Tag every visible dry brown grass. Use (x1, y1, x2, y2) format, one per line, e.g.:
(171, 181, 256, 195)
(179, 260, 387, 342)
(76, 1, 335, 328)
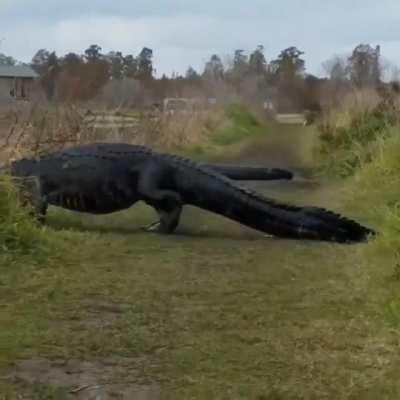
(0, 104, 229, 163)
(141, 109, 227, 151)
(0, 104, 92, 162)
(319, 89, 382, 132)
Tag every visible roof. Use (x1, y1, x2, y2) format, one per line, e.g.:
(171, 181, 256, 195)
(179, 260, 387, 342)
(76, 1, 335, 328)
(0, 65, 38, 78)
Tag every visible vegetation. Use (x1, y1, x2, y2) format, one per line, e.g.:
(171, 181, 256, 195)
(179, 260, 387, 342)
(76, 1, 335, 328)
(3, 79, 400, 398)
(3, 126, 400, 398)
(1, 8, 400, 398)
(347, 126, 400, 252)
(0, 102, 267, 164)
(211, 103, 265, 146)
(0, 175, 49, 257)
(314, 87, 400, 177)
(1, 41, 389, 115)
(314, 86, 400, 334)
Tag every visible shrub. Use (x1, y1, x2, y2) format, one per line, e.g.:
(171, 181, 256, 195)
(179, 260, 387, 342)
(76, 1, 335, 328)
(0, 174, 49, 255)
(212, 103, 264, 146)
(314, 88, 400, 177)
(347, 126, 400, 257)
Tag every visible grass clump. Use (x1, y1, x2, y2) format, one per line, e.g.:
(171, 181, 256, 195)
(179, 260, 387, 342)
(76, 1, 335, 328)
(314, 88, 400, 326)
(315, 88, 400, 177)
(343, 125, 400, 327)
(212, 103, 264, 146)
(0, 174, 51, 258)
(347, 126, 400, 253)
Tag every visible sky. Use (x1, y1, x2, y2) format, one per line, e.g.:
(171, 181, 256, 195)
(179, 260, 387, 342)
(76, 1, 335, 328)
(1, 0, 400, 78)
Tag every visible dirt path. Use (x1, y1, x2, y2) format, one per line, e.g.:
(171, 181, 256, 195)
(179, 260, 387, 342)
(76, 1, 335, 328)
(1, 128, 399, 399)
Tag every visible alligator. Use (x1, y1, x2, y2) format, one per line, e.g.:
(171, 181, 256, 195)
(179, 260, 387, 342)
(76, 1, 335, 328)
(4, 142, 374, 243)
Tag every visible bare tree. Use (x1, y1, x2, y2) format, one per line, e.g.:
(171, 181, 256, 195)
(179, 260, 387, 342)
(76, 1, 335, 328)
(348, 44, 381, 88)
(322, 55, 349, 83)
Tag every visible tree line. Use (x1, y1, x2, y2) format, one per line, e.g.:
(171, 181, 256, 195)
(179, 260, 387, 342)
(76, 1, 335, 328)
(0, 43, 388, 111)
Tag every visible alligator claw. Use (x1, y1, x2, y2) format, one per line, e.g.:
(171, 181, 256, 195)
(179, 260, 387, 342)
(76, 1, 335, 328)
(142, 221, 162, 232)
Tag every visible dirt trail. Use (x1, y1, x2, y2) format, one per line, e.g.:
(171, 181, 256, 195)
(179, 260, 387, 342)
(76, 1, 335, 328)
(1, 126, 397, 399)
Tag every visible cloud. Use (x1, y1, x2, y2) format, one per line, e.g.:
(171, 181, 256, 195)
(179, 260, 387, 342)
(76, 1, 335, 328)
(1, 0, 400, 76)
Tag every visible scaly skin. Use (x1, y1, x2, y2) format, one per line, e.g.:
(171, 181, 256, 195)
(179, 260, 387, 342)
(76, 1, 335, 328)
(6, 143, 375, 242)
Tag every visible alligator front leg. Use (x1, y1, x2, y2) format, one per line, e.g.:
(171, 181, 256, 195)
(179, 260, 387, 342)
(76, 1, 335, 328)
(138, 164, 183, 234)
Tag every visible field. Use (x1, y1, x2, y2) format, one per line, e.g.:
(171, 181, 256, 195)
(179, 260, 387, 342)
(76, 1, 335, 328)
(1, 109, 399, 399)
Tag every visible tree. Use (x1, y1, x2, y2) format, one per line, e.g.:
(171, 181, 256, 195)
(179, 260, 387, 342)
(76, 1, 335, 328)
(249, 45, 267, 76)
(41, 51, 60, 100)
(270, 46, 305, 78)
(321, 55, 351, 107)
(348, 44, 381, 88)
(84, 44, 103, 63)
(61, 52, 82, 68)
(203, 54, 224, 80)
(31, 49, 51, 75)
(185, 66, 200, 81)
(270, 47, 306, 112)
(136, 47, 153, 83)
(0, 53, 17, 66)
(233, 50, 248, 73)
(107, 51, 124, 80)
(123, 54, 138, 78)
(57, 53, 83, 101)
(322, 55, 349, 83)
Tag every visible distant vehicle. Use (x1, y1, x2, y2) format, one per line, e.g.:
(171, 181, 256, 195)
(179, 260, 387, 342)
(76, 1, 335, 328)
(163, 97, 217, 114)
(163, 98, 192, 114)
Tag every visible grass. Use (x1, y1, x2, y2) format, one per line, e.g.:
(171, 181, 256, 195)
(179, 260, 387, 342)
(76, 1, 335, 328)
(211, 103, 265, 146)
(341, 125, 400, 330)
(1, 113, 400, 398)
(313, 88, 399, 178)
(2, 189, 398, 399)
(0, 175, 52, 258)
(313, 88, 400, 381)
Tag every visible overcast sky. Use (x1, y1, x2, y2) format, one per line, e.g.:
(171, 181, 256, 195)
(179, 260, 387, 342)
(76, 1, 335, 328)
(1, 0, 400, 78)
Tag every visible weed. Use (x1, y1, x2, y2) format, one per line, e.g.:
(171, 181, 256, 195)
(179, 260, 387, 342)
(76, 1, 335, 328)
(314, 88, 400, 177)
(0, 175, 47, 255)
(212, 103, 264, 146)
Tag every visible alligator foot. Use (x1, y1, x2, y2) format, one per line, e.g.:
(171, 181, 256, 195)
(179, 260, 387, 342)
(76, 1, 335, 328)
(141, 205, 182, 234)
(142, 220, 162, 233)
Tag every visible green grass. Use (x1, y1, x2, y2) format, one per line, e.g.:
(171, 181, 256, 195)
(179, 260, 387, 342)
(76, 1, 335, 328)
(316, 114, 389, 178)
(313, 90, 400, 369)
(340, 125, 400, 330)
(211, 103, 265, 146)
(0, 175, 61, 262)
(1, 125, 400, 398)
(314, 90, 398, 178)
(161, 103, 269, 162)
(2, 197, 397, 399)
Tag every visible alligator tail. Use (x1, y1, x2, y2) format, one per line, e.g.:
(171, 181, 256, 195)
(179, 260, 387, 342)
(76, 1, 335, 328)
(199, 163, 293, 181)
(177, 164, 375, 243)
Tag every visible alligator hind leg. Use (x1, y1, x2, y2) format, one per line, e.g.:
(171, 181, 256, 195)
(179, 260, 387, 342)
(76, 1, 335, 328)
(138, 163, 183, 234)
(144, 204, 182, 234)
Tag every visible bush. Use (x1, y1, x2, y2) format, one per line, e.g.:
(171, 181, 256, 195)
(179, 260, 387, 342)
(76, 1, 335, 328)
(225, 103, 261, 128)
(347, 127, 400, 256)
(315, 88, 400, 177)
(212, 103, 264, 146)
(0, 174, 49, 256)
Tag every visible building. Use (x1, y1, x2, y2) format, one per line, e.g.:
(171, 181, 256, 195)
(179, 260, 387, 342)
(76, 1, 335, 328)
(0, 65, 38, 103)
